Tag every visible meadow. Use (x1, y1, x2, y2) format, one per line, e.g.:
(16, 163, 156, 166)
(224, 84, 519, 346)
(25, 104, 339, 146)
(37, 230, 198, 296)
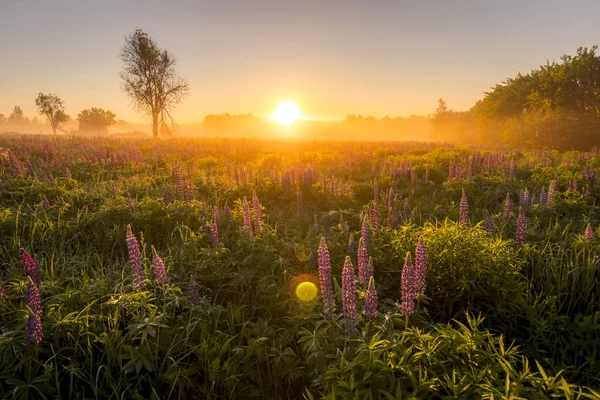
(0, 135, 599, 399)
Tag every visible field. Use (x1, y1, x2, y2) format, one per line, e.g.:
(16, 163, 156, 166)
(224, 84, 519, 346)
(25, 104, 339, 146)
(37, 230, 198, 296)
(1, 135, 600, 399)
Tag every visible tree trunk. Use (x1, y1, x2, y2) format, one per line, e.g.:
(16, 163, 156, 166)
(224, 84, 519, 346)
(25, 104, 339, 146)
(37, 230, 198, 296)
(152, 112, 159, 138)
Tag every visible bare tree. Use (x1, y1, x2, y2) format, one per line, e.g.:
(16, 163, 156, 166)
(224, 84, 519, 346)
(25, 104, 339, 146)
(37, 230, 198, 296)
(35, 93, 68, 135)
(120, 29, 189, 138)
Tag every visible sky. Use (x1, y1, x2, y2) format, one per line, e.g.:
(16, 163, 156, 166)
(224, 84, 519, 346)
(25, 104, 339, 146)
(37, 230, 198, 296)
(1, 0, 599, 124)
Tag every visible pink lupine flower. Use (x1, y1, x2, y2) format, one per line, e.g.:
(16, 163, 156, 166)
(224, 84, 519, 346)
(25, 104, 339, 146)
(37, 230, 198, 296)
(369, 202, 381, 229)
(403, 199, 410, 221)
(400, 253, 416, 317)
(585, 224, 594, 243)
(252, 191, 263, 232)
(361, 215, 370, 244)
(373, 179, 379, 202)
(126, 224, 145, 291)
(459, 188, 469, 225)
(20, 249, 40, 287)
(209, 220, 219, 247)
(357, 237, 369, 285)
(515, 208, 527, 248)
(342, 256, 357, 333)
(151, 246, 168, 285)
(241, 198, 254, 239)
(386, 207, 395, 230)
(503, 193, 512, 221)
(317, 237, 335, 320)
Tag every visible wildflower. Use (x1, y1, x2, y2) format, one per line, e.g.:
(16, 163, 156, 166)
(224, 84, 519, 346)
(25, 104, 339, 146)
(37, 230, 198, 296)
(252, 191, 262, 232)
(317, 237, 335, 320)
(547, 180, 557, 205)
(585, 224, 594, 243)
(296, 187, 304, 216)
(241, 198, 253, 239)
(189, 277, 200, 305)
(357, 237, 369, 285)
(373, 179, 379, 202)
(387, 187, 395, 208)
(209, 220, 219, 247)
(539, 187, 547, 205)
(515, 208, 527, 248)
(369, 202, 381, 229)
(126, 224, 145, 291)
(459, 188, 469, 225)
(503, 193, 512, 221)
(400, 253, 416, 317)
(364, 276, 378, 319)
(361, 215, 370, 244)
(213, 205, 220, 226)
(414, 238, 427, 297)
(25, 279, 42, 316)
(26, 313, 43, 344)
(151, 246, 168, 285)
(0, 279, 6, 299)
(386, 207, 395, 230)
(484, 212, 494, 236)
(403, 199, 410, 221)
(342, 256, 357, 333)
(348, 233, 355, 253)
(20, 248, 40, 287)
(42, 196, 50, 210)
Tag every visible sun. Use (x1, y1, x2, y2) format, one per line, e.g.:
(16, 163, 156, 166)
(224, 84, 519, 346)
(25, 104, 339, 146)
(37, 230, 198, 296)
(271, 101, 304, 126)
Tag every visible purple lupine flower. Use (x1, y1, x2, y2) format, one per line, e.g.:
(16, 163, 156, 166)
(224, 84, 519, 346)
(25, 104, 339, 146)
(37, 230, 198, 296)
(26, 313, 43, 344)
(410, 167, 416, 186)
(348, 234, 355, 253)
(361, 215, 370, 244)
(467, 163, 473, 181)
(484, 212, 494, 236)
(386, 207, 395, 230)
(25, 279, 42, 317)
(584, 185, 591, 198)
(572, 177, 578, 192)
(403, 199, 411, 221)
(213, 205, 221, 226)
(585, 224, 594, 243)
(357, 237, 369, 285)
(373, 179, 379, 203)
(126, 224, 145, 291)
(151, 246, 168, 285)
(515, 208, 527, 248)
(414, 238, 427, 298)
(42, 196, 50, 210)
(459, 188, 469, 225)
(0, 279, 6, 299)
(369, 202, 381, 229)
(503, 193, 512, 221)
(241, 198, 254, 239)
(296, 187, 304, 216)
(364, 276, 378, 319)
(209, 220, 219, 247)
(252, 191, 262, 232)
(189, 277, 200, 305)
(547, 180, 557, 205)
(341, 256, 357, 333)
(387, 187, 395, 208)
(20, 249, 40, 287)
(317, 237, 335, 320)
(400, 253, 416, 317)
(539, 187, 547, 205)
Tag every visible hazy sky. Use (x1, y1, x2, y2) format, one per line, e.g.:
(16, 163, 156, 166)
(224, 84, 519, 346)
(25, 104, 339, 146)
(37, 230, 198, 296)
(1, 0, 599, 123)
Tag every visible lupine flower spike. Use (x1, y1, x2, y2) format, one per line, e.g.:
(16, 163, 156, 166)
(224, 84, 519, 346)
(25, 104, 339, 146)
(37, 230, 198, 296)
(459, 188, 469, 225)
(515, 208, 527, 248)
(357, 237, 369, 285)
(0, 279, 6, 299)
(189, 277, 200, 305)
(341, 256, 357, 333)
(317, 237, 335, 320)
(414, 238, 427, 298)
(400, 253, 416, 317)
(25, 278, 43, 344)
(364, 276, 378, 319)
(503, 193, 512, 221)
(585, 224, 594, 243)
(126, 224, 145, 291)
(20, 248, 40, 287)
(151, 246, 168, 285)
(484, 212, 494, 236)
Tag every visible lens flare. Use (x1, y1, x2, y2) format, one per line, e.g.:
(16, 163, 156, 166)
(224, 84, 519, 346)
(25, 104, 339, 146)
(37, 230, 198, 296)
(289, 273, 319, 303)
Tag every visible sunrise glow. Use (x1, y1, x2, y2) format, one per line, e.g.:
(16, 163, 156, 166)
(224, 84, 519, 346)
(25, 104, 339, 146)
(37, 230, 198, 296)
(271, 101, 304, 126)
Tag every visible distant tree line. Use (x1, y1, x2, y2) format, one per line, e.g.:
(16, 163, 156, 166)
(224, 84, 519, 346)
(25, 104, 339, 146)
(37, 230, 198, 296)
(431, 46, 600, 150)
